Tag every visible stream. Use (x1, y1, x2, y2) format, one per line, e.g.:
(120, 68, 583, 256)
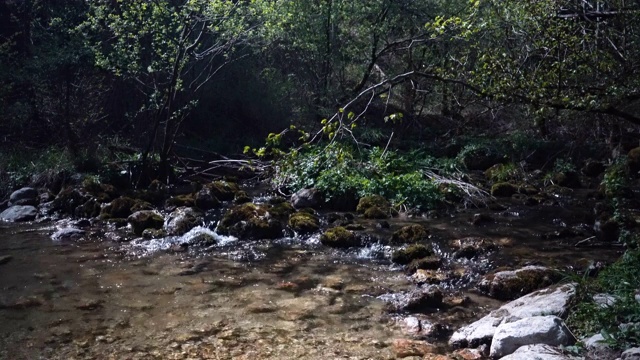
(0, 190, 625, 359)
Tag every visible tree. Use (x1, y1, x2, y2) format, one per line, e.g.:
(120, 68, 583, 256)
(82, 0, 262, 183)
(429, 0, 640, 128)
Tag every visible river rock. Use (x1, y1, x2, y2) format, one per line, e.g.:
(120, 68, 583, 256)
(491, 182, 518, 197)
(291, 187, 323, 209)
(449, 283, 576, 348)
(51, 227, 86, 241)
(499, 344, 580, 360)
(391, 224, 429, 244)
(9, 187, 38, 206)
(320, 226, 360, 248)
(288, 211, 320, 234)
(622, 347, 640, 359)
(383, 286, 444, 312)
(478, 265, 562, 300)
(194, 188, 221, 210)
(0, 205, 37, 222)
(356, 195, 392, 219)
(216, 203, 284, 239)
(127, 210, 164, 236)
(450, 237, 498, 259)
(392, 244, 433, 265)
(165, 207, 203, 236)
(489, 315, 574, 358)
(391, 338, 437, 358)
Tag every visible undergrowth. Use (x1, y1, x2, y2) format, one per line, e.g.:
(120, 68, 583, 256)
(272, 143, 464, 211)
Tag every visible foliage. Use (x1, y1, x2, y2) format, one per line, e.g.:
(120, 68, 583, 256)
(429, 0, 640, 125)
(0, 147, 76, 196)
(568, 249, 640, 349)
(602, 158, 629, 199)
(273, 143, 454, 210)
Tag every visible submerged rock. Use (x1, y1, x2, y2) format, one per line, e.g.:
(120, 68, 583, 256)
(449, 283, 576, 348)
(450, 237, 498, 259)
(391, 339, 437, 358)
(489, 315, 574, 358)
(0, 205, 37, 222)
(51, 227, 86, 241)
(478, 265, 562, 300)
(384, 286, 444, 313)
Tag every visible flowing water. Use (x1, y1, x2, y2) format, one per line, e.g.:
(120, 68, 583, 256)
(0, 193, 625, 359)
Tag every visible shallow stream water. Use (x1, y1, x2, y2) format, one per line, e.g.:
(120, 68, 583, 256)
(0, 193, 625, 359)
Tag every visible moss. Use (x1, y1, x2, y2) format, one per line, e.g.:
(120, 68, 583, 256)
(127, 210, 164, 236)
(356, 195, 390, 214)
(217, 203, 283, 239)
(52, 187, 90, 215)
(204, 180, 239, 201)
(391, 224, 429, 244)
(194, 189, 221, 210)
(480, 267, 563, 300)
(142, 228, 166, 239)
(131, 199, 154, 212)
(75, 198, 101, 218)
(234, 191, 251, 204)
(363, 206, 389, 219)
(83, 180, 119, 203)
(490, 182, 518, 197)
(320, 226, 360, 248)
(406, 256, 442, 274)
(165, 194, 195, 209)
(391, 244, 433, 265)
(100, 196, 136, 219)
(269, 201, 295, 219)
(288, 211, 320, 234)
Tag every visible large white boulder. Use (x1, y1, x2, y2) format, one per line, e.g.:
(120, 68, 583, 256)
(489, 316, 574, 358)
(449, 283, 575, 348)
(498, 344, 581, 360)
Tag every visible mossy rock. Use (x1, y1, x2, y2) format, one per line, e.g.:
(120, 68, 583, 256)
(269, 201, 295, 219)
(234, 191, 251, 204)
(406, 256, 442, 274)
(75, 198, 101, 218)
(83, 181, 119, 203)
(142, 228, 166, 240)
(356, 195, 390, 214)
(391, 224, 429, 245)
(478, 266, 562, 300)
(100, 196, 137, 219)
(490, 182, 518, 197)
(127, 210, 164, 236)
(194, 188, 221, 210)
(131, 199, 154, 212)
(628, 147, 640, 175)
(217, 203, 283, 239)
(136, 180, 167, 205)
(320, 226, 360, 248)
(391, 244, 433, 265)
(552, 171, 581, 188)
(288, 211, 320, 234)
(165, 194, 195, 210)
(165, 207, 203, 236)
(52, 187, 91, 215)
(204, 181, 240, 201)
(364, 206, 389, 219)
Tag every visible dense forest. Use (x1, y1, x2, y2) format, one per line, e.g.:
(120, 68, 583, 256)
(1, 0, 640, 358)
